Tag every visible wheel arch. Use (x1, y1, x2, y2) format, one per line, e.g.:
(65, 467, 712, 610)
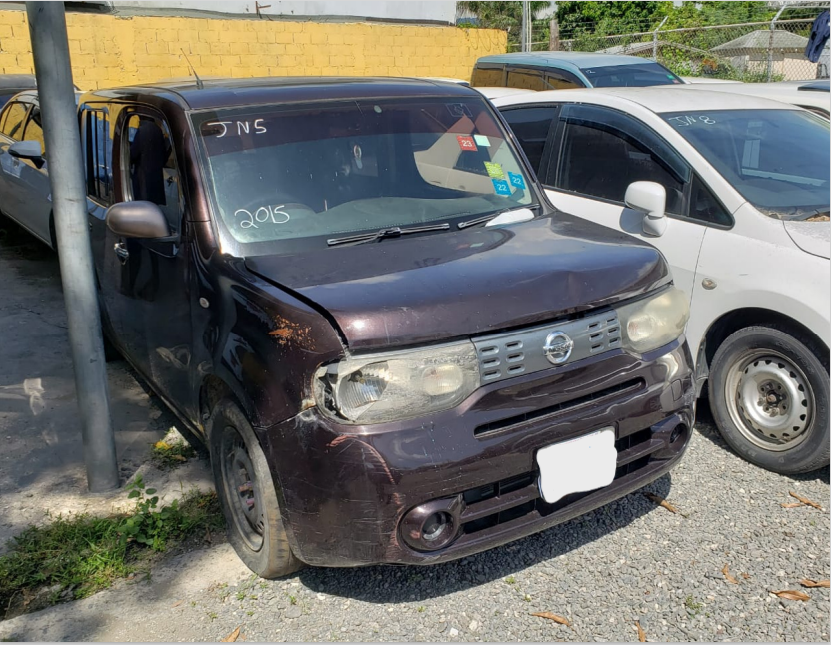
(198, 373, 258, 435)
(698, 308, 830, 390)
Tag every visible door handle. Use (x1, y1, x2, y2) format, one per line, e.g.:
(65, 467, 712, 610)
(113, 242, 129, 262)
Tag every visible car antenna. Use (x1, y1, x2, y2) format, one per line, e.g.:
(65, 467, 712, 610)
(180, 49, 204, 90)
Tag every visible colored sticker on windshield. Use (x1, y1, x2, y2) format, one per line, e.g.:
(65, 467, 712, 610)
(484, 162, 505, 179)
(492, 179, 511, 195)
(508, 172, 526, 189)
(457, 135, 478, 151)
(473, 134, 491, 147)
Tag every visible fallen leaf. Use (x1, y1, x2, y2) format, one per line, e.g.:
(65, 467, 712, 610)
(205, 526, 212, 544)
(643, 492, 687, 516)
(781, 502, 804, 508)
(221, 626, 241, 642)
(636, 620, 646, 642)
(171, 599, 183, 607)
(800, 579, 830, 588)
(741, 573, 751, 580)
(531, 612, 571, 626)
(171, 454, 187, 462)
(772, 589, 810, 601)
(789, 491, 822, 510)
(721, 564, 739, 585)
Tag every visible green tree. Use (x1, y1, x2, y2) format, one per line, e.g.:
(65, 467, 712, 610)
(458, 1, 553, 50)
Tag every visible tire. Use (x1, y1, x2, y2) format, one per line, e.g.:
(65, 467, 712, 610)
(208, 398, 303, 578)
(709, 325, 829, 475)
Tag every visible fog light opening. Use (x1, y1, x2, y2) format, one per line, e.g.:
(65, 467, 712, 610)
(670, 423, 686, 444)
(422, 511, 451, 543)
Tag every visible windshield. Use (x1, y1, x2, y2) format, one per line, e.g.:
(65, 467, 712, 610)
(582, 62, 683, 87)
(192, 96, 536, 255)
(662, 109, 830, 220)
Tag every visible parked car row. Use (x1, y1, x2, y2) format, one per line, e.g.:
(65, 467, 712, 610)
(0, 61, 827, 579)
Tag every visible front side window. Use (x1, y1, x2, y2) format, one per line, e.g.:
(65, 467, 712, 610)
(554, 105, 688, 214)
(501, 106, 558, 173)
(23, 106, 45, 154)
(123, 113, 182, 234)
(0, 102, 28, 140)
(663, 109, 830, 220)
(583, 62, 683, 88)
(192, 97, 537, 255)
(84, 108, 113, 204)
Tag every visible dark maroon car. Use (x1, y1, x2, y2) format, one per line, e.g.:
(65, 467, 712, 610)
(79, 77, 695, 577)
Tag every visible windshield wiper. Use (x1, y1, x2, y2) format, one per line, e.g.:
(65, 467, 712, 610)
(327, 223, 450, 247)
(457, 204, 541, 230)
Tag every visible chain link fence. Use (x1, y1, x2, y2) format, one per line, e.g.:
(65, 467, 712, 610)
(510, 16, 829, 83)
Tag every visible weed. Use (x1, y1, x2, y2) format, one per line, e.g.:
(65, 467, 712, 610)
(0, 479, 224, 618)
(151, 438, 197, 468)
(289, 595, 297, 605)
(417, 606, 425, 613)
(236, 591, 246, 601)
(523, 593, 531, 602)
(247, 611, 255, 616)
(504, 576, 517, 585)
(208, 612, 218, 620)
(685, 595, 703, 616)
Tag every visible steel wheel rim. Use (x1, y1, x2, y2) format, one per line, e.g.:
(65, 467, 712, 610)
(724, 349, 814, 451)
(220, 426, 266, 551)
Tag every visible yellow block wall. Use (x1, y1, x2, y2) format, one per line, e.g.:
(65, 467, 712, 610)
(0, 10, 506, 90)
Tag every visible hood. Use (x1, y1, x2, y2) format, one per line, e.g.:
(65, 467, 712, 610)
(784, 221, 831, 259)
(245, 215, 670, 350)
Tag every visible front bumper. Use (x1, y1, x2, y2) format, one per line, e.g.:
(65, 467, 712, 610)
(257, 338, 695, 567)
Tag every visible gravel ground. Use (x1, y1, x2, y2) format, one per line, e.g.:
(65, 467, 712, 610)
(2, 406, 827, 642)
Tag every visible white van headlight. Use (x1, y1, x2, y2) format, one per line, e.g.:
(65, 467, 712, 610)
(617, 287, 689, 354)
(314, 342, 480, 424)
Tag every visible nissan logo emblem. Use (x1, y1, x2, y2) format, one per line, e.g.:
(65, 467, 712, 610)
(543, 331, 574, 365)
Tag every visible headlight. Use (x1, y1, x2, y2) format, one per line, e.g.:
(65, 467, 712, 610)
(314, 342, 480, 424)
(617, 287, 689, 354)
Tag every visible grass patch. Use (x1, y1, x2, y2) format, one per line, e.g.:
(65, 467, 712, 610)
(151, 438, 197, 468)
(0, 475, 223, 618)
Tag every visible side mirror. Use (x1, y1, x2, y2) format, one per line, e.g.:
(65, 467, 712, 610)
(8, 140, 43, 161)
(625, 181, 667, 237)
(105, 201, 170, 239)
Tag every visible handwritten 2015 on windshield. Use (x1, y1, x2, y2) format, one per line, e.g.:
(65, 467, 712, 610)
(666, 115, 717, 127)
(235, 205, 290, 229)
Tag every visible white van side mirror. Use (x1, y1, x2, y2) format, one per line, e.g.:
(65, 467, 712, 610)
(625, 181, 666, 237)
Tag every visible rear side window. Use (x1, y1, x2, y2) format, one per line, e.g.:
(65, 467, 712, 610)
(506, 69, 547, 92)
(501, 106, 558, 173)
(0, 102, 28, 140)
(545, 71, 583, 90)
(471, 65, 504, 87)
(84, 108, 113, 204)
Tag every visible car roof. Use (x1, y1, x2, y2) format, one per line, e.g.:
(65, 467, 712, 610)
(82, 76, 480, 111)
(798, 79, 830, 92)
(4, 89, 82, 104)
(0, 74, 37, 90)
(493, 86, 803, 113)
(475, 52, 659, 70)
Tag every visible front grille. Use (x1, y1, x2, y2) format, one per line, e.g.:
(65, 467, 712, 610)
(473, 309, 622, 386)
(473, 378, 644, 437)
(460, 426, 658, 536)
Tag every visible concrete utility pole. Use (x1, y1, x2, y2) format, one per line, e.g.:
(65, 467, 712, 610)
(549, 18, 560, 51)
(26, 1, 119, 492)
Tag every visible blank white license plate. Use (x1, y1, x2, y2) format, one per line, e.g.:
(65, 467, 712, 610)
(536, 428, 617, 505)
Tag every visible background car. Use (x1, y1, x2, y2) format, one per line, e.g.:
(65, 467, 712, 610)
(0, 89, 81, 249)
(471, 52, 686, 92)
(681, 78, 830, 118)
(0, 74, 37, 109)
(492, 87, 830, 475)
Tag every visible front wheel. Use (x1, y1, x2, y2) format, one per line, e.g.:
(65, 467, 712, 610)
(208, 398, 303, 578)
(709, 325, 829, 475)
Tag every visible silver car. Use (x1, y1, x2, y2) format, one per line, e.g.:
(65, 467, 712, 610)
(0, 89, 81, 249)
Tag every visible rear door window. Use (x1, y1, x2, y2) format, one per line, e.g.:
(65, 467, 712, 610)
(0, 102, 28, 140)
(506, 68, 547, 91)
(471, 65, 504, 87)
(501, 106, 558, 173)
(84, 108, 113, 204)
